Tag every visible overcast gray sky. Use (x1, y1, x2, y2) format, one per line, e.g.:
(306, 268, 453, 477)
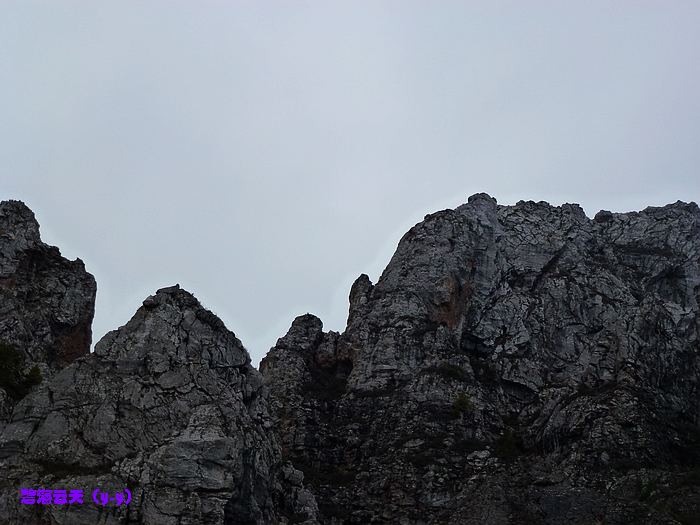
(2, 1, 699, 365)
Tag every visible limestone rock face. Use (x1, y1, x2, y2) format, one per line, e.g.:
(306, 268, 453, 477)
(0, 200, 96, 418)
(2, 194, 700, 524)
(261, 195, 700, 524)
(0, 284, 318, 524)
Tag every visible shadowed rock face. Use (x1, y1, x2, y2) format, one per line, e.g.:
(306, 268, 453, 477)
(0, 201, 96, 368)
(0, 201, 96, 419)
(0, 284, 318, 524)
(261, 194, 700, 524)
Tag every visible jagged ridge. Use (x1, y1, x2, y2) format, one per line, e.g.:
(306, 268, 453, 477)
(261, 193, 700, 524)
(0, 203, 318, 525)
(1, 194, 699, 524)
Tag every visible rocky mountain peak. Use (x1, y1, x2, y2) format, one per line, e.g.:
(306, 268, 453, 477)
(0, 282, 319, 524)
(262, 194, 700, 523)
(467, 191, 498, 205)
(1, 195, 699, 524)
(94, 283, 250, 369)
(0, 203, 318, 524)
(0, 200, 95, 423)
(348, 274, 372, 325)
(0, 200, 41, 254)
(279, 314, 325, 351)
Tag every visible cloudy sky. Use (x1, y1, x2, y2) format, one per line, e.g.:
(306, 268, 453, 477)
(2, 1, 699, 365)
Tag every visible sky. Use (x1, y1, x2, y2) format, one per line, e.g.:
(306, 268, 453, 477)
(1, 1, 699, 366)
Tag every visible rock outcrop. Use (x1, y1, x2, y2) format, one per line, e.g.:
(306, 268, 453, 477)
(0, 200, 96, 420)
(0, 284, 318, 524)
(2, 194, 699, 524)
(0, 200, 317, 524)
(261, 194, 700, 524)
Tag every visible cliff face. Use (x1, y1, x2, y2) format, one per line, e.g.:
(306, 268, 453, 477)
(1, 195, 699, 524)
(261, 194, 700, 524)
(0, 202, 317, 524)
(0, 201, 96, 419)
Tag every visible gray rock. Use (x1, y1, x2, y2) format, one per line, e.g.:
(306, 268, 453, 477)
(0, 284, 318, 524)
(3, 194, 700, 524)
(0, 200, 96, 419)
(262, 194, 700, 524)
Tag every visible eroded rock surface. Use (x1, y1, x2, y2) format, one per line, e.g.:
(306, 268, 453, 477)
(261, 194, 700, 524)
(0, 200, 96, 419)
(2, 195, 699, 524)
(0, 285, 318, 524)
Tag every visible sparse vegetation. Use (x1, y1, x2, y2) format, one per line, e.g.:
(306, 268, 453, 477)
(493, 429, 521, 462)
(638, 478, 658, 502)
(24, 365, 42, 387)
(0, 341, 42, 400)
(451, 392, 473, 418)
(423, 362, 469, 382)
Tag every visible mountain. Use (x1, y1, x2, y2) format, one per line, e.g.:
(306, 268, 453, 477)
(261, 194, 700, 524)
(1, 194, 699, 524)
(0, 203, 317, 524)
(0, 201, 95, 421)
